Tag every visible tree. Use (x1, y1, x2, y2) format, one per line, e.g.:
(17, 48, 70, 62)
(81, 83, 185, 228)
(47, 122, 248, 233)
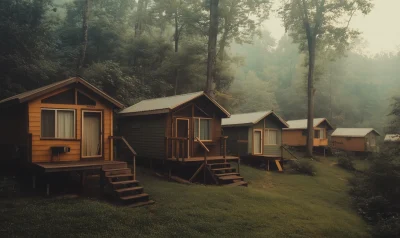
(205, 0, 219, 98)
(76, 0, 90, 74)
(279, 0, 373, 157)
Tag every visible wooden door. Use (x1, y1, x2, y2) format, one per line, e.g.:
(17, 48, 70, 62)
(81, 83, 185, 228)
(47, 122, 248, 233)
(174, 118, 190, 158)
(253, 130, 262, 155)
(82, 111, 102, 158)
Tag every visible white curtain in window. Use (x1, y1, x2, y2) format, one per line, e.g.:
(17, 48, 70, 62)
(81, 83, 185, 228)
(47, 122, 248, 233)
(200, 119, 211, 140)
(83, 114, 101, 156)
(57, 111, 74, 138)
(268, 130, 277, 145)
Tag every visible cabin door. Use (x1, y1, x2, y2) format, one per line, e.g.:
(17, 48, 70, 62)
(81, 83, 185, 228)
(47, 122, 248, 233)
(82, 111, 102, 158)
(174, 118, 190, 158)
(253, 130, 262, 155)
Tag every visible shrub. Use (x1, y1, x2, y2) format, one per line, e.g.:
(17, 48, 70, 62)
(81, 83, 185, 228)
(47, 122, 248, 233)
(337, 156, 355, 171)
(288, 159, 316, 176)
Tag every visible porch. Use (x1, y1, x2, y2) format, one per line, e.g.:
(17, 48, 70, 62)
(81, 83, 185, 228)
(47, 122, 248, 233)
(33, 160, 125, 173)
(166, 155, 239, 163)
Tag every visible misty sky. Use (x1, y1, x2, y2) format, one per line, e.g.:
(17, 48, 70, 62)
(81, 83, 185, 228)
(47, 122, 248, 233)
(264, 0, 400, 55)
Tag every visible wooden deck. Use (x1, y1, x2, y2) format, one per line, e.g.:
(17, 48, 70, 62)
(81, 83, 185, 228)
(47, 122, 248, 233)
(34, 160, 126, 173)
(166, 155, 239, 163)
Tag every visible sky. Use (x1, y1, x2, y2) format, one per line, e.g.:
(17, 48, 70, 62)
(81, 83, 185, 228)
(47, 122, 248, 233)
(263, 0, 400, 55)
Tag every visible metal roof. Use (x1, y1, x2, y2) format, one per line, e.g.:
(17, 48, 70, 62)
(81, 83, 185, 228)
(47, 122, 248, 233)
(0, 77, 124, 108)
(221, 111, 289, 128)
(284, 118, 333, 130)
(384, 134, 400, 142)
(331, 128, 381, 137)
(119, 91, 230, 117)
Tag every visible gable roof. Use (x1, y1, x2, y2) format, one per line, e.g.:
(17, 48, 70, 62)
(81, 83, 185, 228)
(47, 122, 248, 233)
(221, 111, 289, 128)
(284, 118, 333, 130)
(119, 91, 230, 117)
(384, 134, 400, 142)
(331, 128, 381, 137)
(0, 77, 124, 109)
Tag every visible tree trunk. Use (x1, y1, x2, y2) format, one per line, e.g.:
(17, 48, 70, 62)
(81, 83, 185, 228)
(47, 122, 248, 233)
(174, 9, 179, 95)
(205, 0, 219, 98)
(215, 20, 228, 91)
(306, 39, 316, 157)
(76, 0, 90, 75)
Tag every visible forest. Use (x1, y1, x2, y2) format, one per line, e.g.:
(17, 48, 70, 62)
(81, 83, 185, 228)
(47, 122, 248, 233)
(0, 0, 399, 134)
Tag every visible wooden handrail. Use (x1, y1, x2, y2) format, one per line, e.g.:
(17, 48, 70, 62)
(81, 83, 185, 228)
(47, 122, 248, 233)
(109, 136, 137, 180)
(109, 136, 137, 155)
(281, 145, 298, 160)
(195, 137, 210, 152)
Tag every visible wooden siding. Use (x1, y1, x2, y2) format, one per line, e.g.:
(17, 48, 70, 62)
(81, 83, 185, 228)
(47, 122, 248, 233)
(282, 130, 306, 146)
(331, 136, 366, 152)
(223, 126, 249, 156)
(28, 87, 113, 163)
(332, 132, 379, 152)
(118, 114, 167, 159)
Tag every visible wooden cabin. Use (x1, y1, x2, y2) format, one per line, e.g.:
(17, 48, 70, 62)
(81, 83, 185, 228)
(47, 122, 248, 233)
(331, 128, 380, 153)
(282, 118, 334, 147)
(221, 111, 289, 171)
(0, 77, 154, 205)
(118, 92, 247, 186)
(384, 134, 400, 143)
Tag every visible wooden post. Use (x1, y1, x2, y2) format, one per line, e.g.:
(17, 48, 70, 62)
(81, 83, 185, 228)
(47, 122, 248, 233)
(168, 168, 172, 180)
(176, 140, 180, 161)
(267, 160, 270, 171)
(46, 184, 50, 196)
(204, 151, 207, 184)
(81, 171, 86, 187)
(165, 137, 168, 161)
(181, 140, 185, 162)
(133, 155, 136, 181)
(32, 175, 36, 189)
(223, 137, 227, 161)
(238, 158, 240, 173)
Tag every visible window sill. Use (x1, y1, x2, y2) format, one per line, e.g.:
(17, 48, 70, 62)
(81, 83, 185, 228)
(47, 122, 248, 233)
(40, 138, 80, 141)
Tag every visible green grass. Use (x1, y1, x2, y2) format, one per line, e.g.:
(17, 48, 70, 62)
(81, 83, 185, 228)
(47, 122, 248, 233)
(0, 157, 370, 238)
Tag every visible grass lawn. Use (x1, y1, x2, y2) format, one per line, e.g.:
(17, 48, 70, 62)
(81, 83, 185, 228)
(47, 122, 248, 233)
(0, 157, 370, 238)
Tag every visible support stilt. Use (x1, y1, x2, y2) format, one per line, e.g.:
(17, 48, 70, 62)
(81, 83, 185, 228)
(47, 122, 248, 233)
(46, 184, 50, 196)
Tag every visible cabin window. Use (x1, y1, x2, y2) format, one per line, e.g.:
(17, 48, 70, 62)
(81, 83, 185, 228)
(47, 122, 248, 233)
(314, 129, 325, 139)
(194, 118, 212, 141)
(41, 89, 75, 104)
(41, 109, 75, 139)
(264, 129, 278, 145)
(77, 91, 96, 106)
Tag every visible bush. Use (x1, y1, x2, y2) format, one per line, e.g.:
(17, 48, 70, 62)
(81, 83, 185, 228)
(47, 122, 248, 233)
(288, 159, 316, 176)
(337, 156, 355, 171)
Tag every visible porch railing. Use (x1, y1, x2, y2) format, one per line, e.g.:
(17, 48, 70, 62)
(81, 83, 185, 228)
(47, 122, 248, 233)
(220, 136, 228, 160)
(109, 136, 137, 180)
(189, 137, 212, 183)
(165, 137, 189, 162)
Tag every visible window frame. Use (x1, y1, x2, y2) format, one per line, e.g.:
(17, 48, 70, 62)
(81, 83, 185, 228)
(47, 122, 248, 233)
(253, 129, 263, 155)
(40, 108, 76, 140)
(314, 128, 325, 139)
(264, 129, 278, 146)
(194, 117, 213, 142)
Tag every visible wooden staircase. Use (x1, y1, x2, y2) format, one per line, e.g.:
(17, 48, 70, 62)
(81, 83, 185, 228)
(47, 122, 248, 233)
(208, 162, 247, 187)
(101, 162, 154, 207)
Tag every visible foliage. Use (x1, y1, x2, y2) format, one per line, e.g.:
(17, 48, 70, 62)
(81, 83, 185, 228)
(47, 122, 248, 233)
(288, 159, 316, 176)
(338, 156, 355, 171)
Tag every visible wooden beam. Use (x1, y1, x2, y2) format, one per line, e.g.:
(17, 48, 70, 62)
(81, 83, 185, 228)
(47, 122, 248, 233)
(189, 163, 205, 182)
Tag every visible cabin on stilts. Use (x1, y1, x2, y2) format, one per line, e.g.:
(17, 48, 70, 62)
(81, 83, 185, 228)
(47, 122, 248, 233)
(221, 111, 289, 172)
(0, 77, 153, 206)
(282, 118, 334, 153)
(331, 128, 380, 154)
(118, 91, 247, 186)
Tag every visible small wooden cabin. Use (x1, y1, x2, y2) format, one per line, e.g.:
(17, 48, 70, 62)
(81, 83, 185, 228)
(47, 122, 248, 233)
(118, 92, 247, 186)
(384, 134, 400, 143)
(0, 77, 123, 164)
(331, 128, 381, 153)
(282, 118, 334, 147)
(221, 111, 289, 158)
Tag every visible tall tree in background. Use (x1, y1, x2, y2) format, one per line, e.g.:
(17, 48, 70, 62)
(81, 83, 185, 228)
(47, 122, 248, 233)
(205, 0, 219, 98)
(76, 0, 90, 74)
(279, 0, 373, 157)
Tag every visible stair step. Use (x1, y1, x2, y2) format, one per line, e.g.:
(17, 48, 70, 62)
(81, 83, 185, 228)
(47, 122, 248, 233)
(102, 162, 128, 170)
(106, 174, 134, 179)
(120, 193, 149, 201)
(208, 163, 230, 167)
(115, 187, 143, 193)
(212, 167, 235, 172)
(128, 200, 155, 208)
(110, 180, 139, 186)
(103, 168, 131, 175)
(219, 175, 243, 181)
(215, 173, 239, 177)
(224, 181, 248, 187)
